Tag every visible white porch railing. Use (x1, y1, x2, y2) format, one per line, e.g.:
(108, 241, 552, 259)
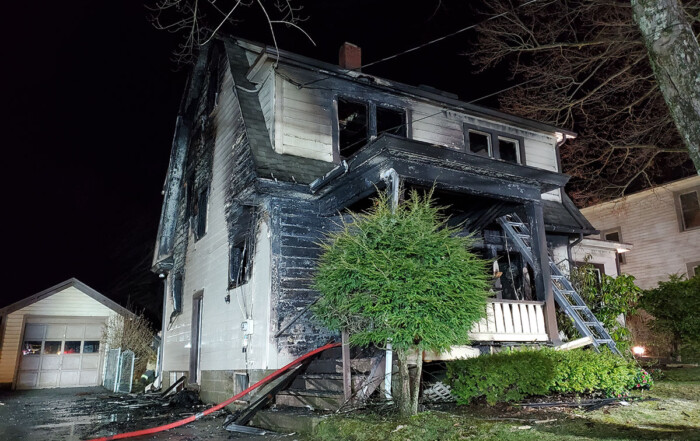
(423, 299, 549, 362)
(469, 299, 548, 342)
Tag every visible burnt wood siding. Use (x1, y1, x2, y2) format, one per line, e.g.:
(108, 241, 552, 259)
(271, 197, 339, 356)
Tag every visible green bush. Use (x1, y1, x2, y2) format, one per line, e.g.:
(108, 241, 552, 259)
(640, 274, 700, 360)
(559, 262, 641, 352)
(447, 348, 642, 405)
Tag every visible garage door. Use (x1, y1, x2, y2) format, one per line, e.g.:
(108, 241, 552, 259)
(17, 320, 104, 389)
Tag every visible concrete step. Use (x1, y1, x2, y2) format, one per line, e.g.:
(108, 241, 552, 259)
(251, 408, 325, 435)
(275, 389, 344, 411)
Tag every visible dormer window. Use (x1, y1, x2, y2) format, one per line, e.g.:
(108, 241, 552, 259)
(468, 130, 491, 157)
(338, 98, 368, 158)
(464, 123, 525, 165)
(376, 106, 406, 138)
(337, 98, 407, 160)
(498, 137, 520, 164)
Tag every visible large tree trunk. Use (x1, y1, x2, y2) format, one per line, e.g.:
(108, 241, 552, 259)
(395, 349, 413, 416)
(631, 0, 700, 173)
(395, 348, 422, 416)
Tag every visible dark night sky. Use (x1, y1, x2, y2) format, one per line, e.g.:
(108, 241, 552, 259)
(1, 1, 498, 322)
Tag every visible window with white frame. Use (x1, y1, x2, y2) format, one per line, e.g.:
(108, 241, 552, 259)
(678, 189, 700, 231)
(464, 123, 525, 164)
(336, 97, 407, 159)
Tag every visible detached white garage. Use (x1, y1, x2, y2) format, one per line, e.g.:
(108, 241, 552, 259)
(0, 278, 134, 389)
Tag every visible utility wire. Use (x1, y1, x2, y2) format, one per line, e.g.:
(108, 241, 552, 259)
(360, 0, 542, 69)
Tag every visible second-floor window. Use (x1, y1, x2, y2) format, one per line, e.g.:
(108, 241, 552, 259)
(678, 190, 700, 231)
(464, 124, 524, 165)
(337, 97, 407, 159)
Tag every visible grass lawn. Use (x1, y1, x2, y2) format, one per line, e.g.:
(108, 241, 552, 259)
(309, 367, 700, 441)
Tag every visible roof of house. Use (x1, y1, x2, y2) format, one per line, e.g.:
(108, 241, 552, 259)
(224, 41, 335, 184)
(581, 174, 700, 213)
(231, 37, 577, 139)
(0, 278, 135, 318)
(543, 192, 597, 235)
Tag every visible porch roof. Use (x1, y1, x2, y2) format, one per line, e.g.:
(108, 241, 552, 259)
(315, 134, 570, 214)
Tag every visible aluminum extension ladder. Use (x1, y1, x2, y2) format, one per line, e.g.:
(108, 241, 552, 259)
(497, 213, 621, 356)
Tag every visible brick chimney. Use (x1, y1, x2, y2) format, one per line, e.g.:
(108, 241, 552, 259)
(339, 42, 361, 70)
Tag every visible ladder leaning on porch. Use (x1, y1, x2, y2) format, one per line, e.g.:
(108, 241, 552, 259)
(497, 213, 622, 356)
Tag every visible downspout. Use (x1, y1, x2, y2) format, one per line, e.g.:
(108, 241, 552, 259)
(567, 233, 584, 273)
(157, 274, 169, 386)
(379, 168, 399, 400)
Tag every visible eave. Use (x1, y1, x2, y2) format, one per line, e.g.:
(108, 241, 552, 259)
(314, 134, 570, 214)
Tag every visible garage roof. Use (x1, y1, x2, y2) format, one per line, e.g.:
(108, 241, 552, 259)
(0, 278, 135, 318)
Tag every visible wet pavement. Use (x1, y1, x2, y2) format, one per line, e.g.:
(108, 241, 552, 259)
(0, 387, 295, 440)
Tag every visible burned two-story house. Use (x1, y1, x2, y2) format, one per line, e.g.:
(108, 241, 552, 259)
(151, 37, 615, 406)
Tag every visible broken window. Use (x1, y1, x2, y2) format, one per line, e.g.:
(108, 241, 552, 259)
(338, 98, 368, 158)
(229, 207, 256, 288)
(468, 130, 491, 157)
(64, 341, 81, 354)
(173, 274, 183, 313)
(195, 186, 209, 240)
(22, 341, 41, 355)
(498, 137, 520, 164)
(376, 106, 406, 137)
(83, 341, 100, 353)
(603, 229, 625, 265)
(229, 242, 248, 287)
(679, 190, 700, 230)
(43, 341, 61, 355)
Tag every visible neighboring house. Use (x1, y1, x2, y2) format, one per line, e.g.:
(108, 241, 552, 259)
(151, 37, 616, 405)
(581, 175, 700, 290)
(0, 278, 135, 389)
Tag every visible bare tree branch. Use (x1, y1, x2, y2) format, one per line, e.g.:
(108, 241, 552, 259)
(469, 0, 697, 206)
(149, 0, 311, 64)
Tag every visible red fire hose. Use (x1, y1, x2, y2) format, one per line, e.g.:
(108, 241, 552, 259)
(87, 341, 340, 441)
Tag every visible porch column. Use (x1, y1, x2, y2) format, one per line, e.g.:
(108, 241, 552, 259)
(524, 201, 560, 343)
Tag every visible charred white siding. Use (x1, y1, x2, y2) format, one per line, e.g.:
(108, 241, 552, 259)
(0, 287, 117, 385)
(161, 64, 276, 377)
(581, 176, 700, 289)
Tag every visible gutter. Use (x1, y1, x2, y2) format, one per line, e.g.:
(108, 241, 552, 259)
(309, 160, 349, 193)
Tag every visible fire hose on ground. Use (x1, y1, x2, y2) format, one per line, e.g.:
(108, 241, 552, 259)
(86, 341, 341, 441)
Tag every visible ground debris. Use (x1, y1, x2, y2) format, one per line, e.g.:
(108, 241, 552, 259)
(168, 389, 203, 408)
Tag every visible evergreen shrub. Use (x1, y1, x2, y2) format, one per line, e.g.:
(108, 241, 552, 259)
(447, 348, 643, 405)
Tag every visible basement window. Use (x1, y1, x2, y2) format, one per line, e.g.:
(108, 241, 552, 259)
(338, 98, 368, 158)
(679, 190, 700, 231)
(376, 106, 406, 137)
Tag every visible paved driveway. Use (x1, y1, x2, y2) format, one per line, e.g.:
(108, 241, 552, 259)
(0, 387, 291, 441)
